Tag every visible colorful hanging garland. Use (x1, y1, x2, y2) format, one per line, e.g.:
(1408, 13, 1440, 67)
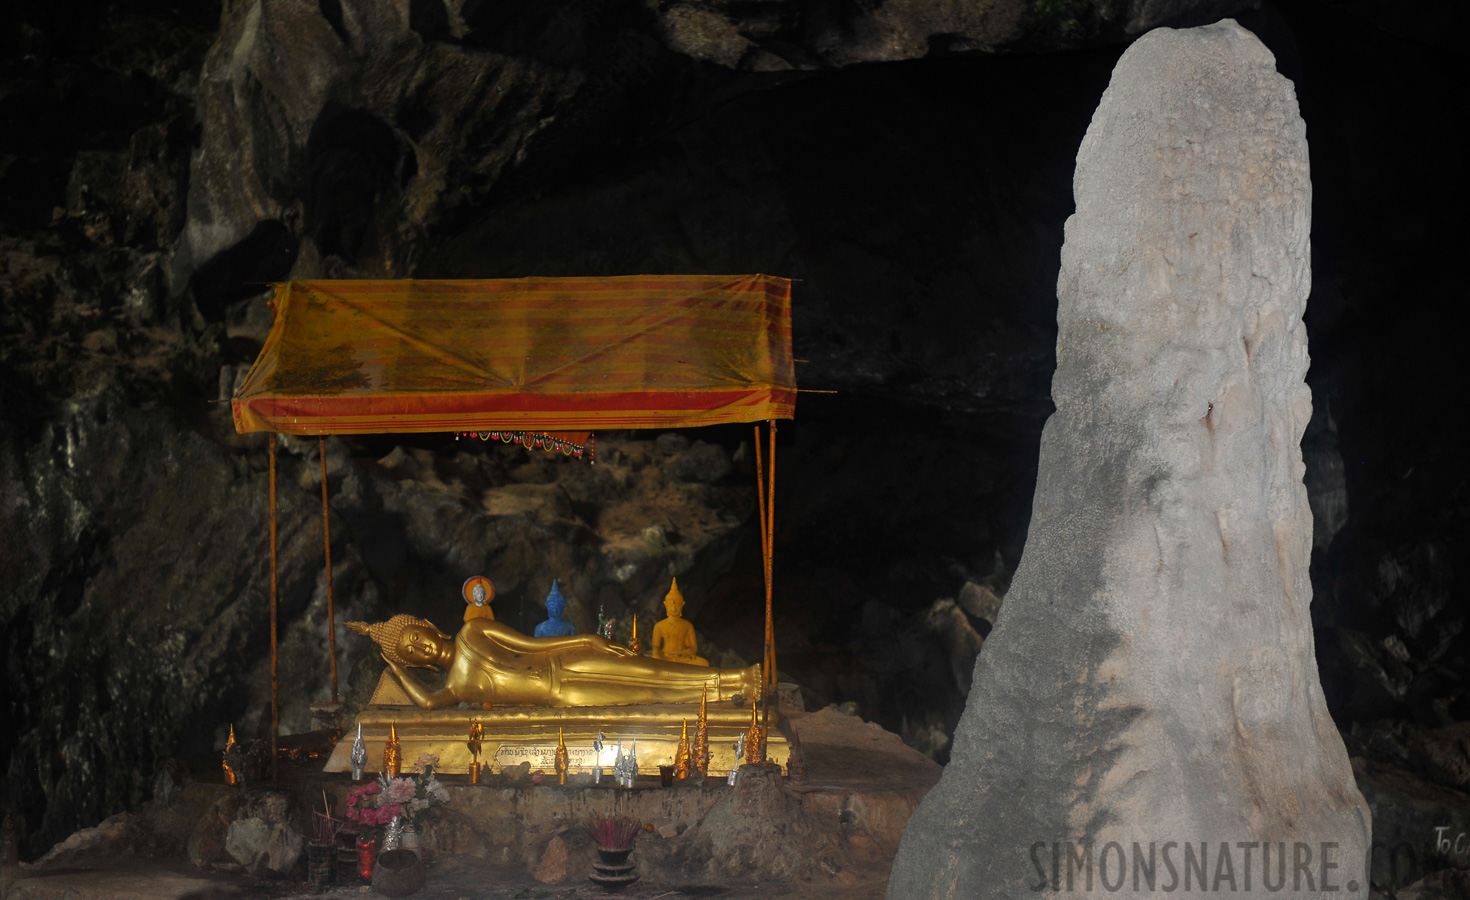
(455, 431, 595, 462)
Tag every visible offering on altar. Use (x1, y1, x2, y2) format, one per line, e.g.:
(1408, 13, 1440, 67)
(466, 721, 484, 784)
(742, 704, 766, 766)
(554, 729, 570, 785)
(222, 724, 241, 786)
(674, 720, 692, 780)
(348, 615, 759, 709)
(651, 579, 707, 666)
(694, 690, 710, 776)
(383, 721, 403, 777)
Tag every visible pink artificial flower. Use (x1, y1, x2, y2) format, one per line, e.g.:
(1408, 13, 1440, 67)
(366, 781, 382, 795)
(362, 808, 380, 827)
(386, 778, 416, 804)
(383, 803, 403, 820)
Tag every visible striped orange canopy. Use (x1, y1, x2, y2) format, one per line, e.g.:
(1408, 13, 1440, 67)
(231, 275, 794, 435)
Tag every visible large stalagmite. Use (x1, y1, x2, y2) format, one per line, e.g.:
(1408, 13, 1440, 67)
(888, 20, 1370, 899)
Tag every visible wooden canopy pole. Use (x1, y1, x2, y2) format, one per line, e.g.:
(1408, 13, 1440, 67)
(753, 421, 777, 731)
(268, 434, 279, 782)
(320, 437, 337, 704)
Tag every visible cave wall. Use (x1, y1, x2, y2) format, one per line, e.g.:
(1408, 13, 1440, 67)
(2, 0, 1466, 863)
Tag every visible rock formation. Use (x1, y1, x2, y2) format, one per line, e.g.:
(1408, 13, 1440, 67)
(888, 20, 1371, 898)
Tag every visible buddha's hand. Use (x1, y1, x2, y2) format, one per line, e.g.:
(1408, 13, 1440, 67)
(382, 653, 409, 678)
(591, 635, 636, 656)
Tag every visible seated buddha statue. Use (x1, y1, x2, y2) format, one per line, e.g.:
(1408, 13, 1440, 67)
(651, 578, 708, 666)
(348, 615, 758, 709)
(463, 576, 495, 622)
(533, 580, 577, 637)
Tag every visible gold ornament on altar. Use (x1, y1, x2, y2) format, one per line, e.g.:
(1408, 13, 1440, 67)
(694, 690, 710, 776)
(652, 578, 708, 665)
(467, 720, 484, 784)
(347, 615, 759, 709)
(674, 720, 691, 780)
(555, 728, 570, 786)
(627, 613, 641, 655)
(742, 704, 766, 766)
(222, 724, 240, 786)
(384, 721, 403, 777)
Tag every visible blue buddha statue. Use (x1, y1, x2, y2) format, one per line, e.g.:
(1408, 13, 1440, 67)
(533, 580, 578, 637)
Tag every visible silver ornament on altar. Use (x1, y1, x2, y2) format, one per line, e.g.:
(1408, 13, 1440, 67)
(613, 739, 638, 788)
(592, 731, 605, 785)
(382, 815, 405, 851)
(350, 723, 367, 781)
(727, 733, 745, 785)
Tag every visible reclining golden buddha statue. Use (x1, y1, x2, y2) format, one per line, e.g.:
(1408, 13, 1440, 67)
(348, 615, 761, 709)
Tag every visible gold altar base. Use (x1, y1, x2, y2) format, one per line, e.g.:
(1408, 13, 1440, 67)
(325, 703, 788, 778)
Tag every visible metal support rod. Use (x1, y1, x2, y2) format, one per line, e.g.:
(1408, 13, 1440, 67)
(320, 437, 337, 704)
(764, 420, 776, 734)
(764, 423, 776, 685)
(753, 426, 770, 672)
(268, 433, 279, 782)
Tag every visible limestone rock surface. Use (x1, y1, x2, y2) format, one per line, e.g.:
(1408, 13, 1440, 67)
(888, 19, 1370, 898)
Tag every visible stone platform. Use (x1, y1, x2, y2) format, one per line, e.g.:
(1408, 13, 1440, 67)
(3, 709, 941, 899)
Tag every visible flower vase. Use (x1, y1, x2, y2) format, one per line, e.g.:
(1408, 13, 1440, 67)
(401, 823, 421, 856)
(356, 833, 379, 882)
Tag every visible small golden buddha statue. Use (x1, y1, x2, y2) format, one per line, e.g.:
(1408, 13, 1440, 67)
(349, 615, 760, 709)
(674, 720, 691, 780)
(462, 575, 495, 622)
(651, 578, 708, 666)
(555, 728, 570, 786)
(384, 721, 403, 777)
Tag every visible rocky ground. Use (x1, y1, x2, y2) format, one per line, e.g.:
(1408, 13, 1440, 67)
(1, 709, 937, 900)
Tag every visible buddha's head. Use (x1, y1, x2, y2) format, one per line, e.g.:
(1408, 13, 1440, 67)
(664, 578, 685, 619)
(348, 615, 451, 668)
(545, 580, 566, 620)
(472, 583, 487, 606)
